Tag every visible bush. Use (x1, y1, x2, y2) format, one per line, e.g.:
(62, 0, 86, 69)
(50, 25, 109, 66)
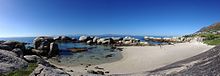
(199, 34, 220, 40)
(5, 63, 38, 76)
(204, 38, 220, 45)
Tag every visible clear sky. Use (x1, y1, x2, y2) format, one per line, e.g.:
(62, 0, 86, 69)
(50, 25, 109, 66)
(0, 0, 220, 37)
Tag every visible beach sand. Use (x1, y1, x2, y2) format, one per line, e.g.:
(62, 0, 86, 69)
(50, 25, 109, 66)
(49, 41, 214, 75)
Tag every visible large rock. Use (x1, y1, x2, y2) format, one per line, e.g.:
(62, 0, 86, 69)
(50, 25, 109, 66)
(1, 41, 25, 51)
(33, 36, 54, 56)
(97, 38, 113, 44)
(33, 36, 54, 49)
(0, 50, 28, 74)
(48, 42, 59, 57)
(87, 40, 93, 45)
(32, 49, 44, 55)
(112, 37, 123, 41)
(72, 38, 78, 42)
(122, 36, 140, 45)
(24, 46, 35, 55)
(37, 40, 51, 51)
(54, 36, 72, 42)
(61, 36, 72, 41)
(11, 48, 24, 58)
(24, 55, 43, 63)
(79, 36, 91, 42)
(0, 40, 5, 44)
(0, 44, 12, 51)
(93, 37, 100, 43)
(53, 36, 62, 41)
(30, 64, 70, 76)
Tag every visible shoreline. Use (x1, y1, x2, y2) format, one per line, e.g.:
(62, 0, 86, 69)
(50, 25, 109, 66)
(48, 41, 214, 75)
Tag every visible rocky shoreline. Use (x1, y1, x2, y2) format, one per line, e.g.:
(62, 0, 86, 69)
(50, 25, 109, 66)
(0, 35, 146, 75)
(0, 35, 189, 76)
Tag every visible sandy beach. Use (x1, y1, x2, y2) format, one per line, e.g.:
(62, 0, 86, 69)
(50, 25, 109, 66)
(49, 41, 214, 75)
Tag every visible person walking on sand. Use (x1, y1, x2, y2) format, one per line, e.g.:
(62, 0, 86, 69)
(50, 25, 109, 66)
(159, 44, 162, 49)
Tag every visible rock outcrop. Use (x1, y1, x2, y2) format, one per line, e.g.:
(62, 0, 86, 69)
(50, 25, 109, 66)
(79, 36, 91, 42)
(0, 44, 12, 51)
(32, 36, 59, 57)
(11, 48, 24, 58)
(0, 49, 28, 74)
(33, 36, 54, 50)
(24, 55, 43, 63)
(97, 38, 113, 44)
(0, 41, 25, 51)
(54, 36, 73, 42)
(30, 64, 70, 76)
(48, 42, 59, 57)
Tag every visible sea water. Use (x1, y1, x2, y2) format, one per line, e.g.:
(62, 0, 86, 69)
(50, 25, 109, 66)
(49, 43, 123, 66)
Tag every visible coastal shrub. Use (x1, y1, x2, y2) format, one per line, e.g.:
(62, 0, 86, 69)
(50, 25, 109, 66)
(199, 33, 220, 40)
(4, 63, 38, 76)
(204, 38, 220, 45)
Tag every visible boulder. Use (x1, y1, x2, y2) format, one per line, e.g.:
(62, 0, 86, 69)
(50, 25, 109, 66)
(122, 36, 140, 45)
(37, 40, 51, 51)
(61, 36, 72, 42)
(123, 41, 132, 45)
(32, 49, 44, 55)
(97, 38, 113, 44)
(48, 42, 59, 57)
(54, 36, 73, 42)
(0, 49, 28, 74)
(30, 64, 70, 76)
(87, 70, 105, 75)
(33, 36, 54, 49)
(0, 40, 5, 44)
(72, 38, 78, 42)
(79, 36, 91, 42)
(0, 44, 12, 51)
(87, 40, 93, 45)
(24, 55, 43, 63)
(12, 48, 24, 58)
(2, 41, 25, 51)
(24, 46, 35, 55)
(105, 54, 113, 58)
(33, 36, 55, 56)
(53, 36, 61, 41)
(112, 37, 123, 41)
(93, 37, 100, 43)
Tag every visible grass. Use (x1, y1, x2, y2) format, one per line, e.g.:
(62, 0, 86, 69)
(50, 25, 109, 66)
(193, 33, 220, 45)
(204, 38, 220, 45)
(4, 63, 38, 76)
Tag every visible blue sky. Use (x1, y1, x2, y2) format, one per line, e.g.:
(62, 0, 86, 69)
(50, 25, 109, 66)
(0, 0, 220, 37)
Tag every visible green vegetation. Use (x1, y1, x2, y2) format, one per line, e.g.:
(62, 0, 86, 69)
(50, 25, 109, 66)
(196, 33, 220, 45)
(204, 38, 220, 45)
(198, 33, 220, 40)
(195, 23, 220, 45)
(5, 63, 38, 76)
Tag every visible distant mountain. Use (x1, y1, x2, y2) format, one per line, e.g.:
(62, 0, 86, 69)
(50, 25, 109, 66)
(197, 22, 220, 33)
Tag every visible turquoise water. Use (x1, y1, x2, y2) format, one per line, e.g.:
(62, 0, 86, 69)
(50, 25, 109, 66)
(50, 43, 123, 66)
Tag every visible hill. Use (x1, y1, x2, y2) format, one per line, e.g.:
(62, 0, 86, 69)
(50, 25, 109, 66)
(197, 22, 220, 33)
